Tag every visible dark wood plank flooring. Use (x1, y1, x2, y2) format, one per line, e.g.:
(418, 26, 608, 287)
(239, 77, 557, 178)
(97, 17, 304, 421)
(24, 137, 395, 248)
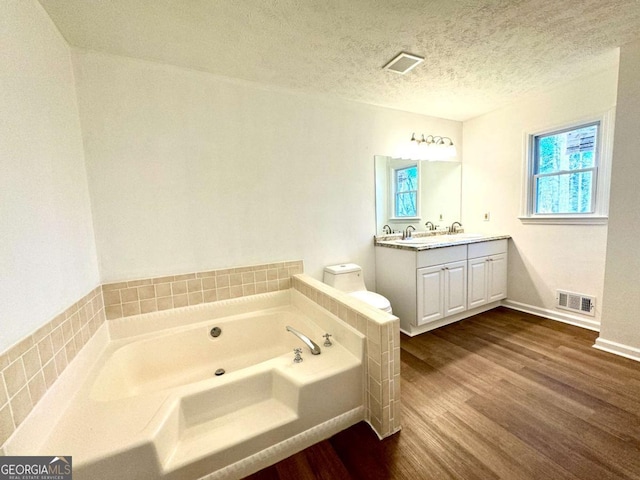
(246, 307, 640, 479)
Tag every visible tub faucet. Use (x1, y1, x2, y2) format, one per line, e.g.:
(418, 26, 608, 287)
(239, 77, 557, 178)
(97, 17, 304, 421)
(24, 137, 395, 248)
(450, 221, 463, 234)
(286, 326, 321, 355)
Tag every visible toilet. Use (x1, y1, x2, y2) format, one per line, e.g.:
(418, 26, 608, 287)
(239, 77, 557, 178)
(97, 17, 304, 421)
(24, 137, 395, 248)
(323, 263, 392, 314)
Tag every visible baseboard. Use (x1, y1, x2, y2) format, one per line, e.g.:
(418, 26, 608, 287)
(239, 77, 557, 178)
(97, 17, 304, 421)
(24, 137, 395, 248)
(501, 299, 600, 332)
(593, 338, 640, 363)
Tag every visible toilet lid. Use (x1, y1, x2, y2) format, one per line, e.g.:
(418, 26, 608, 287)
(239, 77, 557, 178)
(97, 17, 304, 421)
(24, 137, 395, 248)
(349, 290, 391, 311)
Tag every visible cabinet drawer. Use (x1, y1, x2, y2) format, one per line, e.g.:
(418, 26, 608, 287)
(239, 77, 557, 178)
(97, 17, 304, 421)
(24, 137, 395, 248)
(468, 239, 508, 259)
(417, 245, 467, 268)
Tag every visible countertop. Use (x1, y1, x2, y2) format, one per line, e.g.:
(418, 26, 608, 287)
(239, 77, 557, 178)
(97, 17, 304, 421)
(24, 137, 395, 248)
(374, 233, 511, 251)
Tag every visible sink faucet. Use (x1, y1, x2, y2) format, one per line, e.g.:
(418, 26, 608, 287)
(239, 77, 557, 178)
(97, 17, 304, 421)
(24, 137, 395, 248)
(403, 225, 416, 239)
(286, 326, 321, 355)
(449, 221, 463, 234)
(382, 224, 392, 235)
(425, 221, 436, 231)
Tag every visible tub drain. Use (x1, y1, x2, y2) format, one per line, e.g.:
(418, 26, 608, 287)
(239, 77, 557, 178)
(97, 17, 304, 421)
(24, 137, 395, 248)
(215, 368, 225, 376)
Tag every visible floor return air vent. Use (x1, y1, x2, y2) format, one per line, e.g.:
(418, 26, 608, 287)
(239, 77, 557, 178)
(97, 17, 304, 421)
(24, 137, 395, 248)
(556, 290, 595, 316)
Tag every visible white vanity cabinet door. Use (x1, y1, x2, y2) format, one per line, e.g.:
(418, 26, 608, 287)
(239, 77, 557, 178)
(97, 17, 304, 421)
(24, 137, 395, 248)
(487, 253, 508, 302)
(417, 265, 445, 325)
(417, 260, 467, 326)
(468, 256, 489, 309)
(467, 253, 508, 308)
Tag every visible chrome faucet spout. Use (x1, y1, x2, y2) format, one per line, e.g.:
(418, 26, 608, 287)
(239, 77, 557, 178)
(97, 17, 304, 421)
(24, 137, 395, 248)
(286, 326, 321, 355)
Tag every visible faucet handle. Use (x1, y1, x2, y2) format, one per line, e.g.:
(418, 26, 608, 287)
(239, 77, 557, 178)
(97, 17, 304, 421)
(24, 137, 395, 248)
(293, 348, 303, 363)
(323, 333, 333, 347)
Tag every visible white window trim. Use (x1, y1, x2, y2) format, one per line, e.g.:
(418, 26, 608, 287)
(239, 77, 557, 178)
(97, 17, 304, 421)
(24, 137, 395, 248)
(519, 109, 615, 225)
(389, 159, 421, 221)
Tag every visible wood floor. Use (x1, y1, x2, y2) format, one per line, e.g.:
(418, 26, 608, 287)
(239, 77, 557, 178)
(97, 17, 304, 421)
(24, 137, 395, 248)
(245, 307, 640, 480)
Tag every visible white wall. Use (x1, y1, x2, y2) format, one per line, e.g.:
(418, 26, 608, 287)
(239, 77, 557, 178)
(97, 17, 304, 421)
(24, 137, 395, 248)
(599, 39, 640, 356)
(462, 66, 619, 326)
(0, 1, 100, 352)
(71, 50, 462, 288)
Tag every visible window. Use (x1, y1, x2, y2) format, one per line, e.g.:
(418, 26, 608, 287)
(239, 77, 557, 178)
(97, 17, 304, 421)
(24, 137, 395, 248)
(394, 164, 418, 218)
(533, 123, 598, 214)
(521, 111, 614, 224)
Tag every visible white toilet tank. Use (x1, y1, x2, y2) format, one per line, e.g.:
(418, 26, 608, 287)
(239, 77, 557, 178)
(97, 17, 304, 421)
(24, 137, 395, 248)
(323, 263, 392, 314)
(323, 263, 366, 292)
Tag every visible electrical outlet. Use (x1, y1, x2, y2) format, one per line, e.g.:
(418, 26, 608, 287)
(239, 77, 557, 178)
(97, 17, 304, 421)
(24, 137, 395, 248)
(483, 212, 491, 221)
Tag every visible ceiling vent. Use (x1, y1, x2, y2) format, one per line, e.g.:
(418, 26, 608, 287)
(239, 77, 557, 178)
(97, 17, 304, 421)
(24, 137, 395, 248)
(383, 52, 424, 75)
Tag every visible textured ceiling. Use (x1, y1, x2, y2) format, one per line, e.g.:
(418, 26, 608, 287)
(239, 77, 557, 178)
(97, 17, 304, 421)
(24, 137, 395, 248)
(38, 0, 640, 121)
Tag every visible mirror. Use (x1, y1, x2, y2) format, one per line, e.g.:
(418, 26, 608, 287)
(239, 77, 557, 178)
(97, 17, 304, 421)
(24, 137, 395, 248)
(375, 155, 461, 235)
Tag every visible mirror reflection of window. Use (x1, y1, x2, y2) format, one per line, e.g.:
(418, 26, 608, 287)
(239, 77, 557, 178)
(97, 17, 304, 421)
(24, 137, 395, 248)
(394, 165, 418, 217)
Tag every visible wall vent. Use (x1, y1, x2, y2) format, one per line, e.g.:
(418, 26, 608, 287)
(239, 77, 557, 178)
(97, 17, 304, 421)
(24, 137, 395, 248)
(556, 290, 595, 316)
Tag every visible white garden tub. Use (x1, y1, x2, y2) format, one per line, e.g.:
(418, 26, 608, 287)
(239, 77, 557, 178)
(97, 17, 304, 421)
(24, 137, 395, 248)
(4, 290, 365, 480)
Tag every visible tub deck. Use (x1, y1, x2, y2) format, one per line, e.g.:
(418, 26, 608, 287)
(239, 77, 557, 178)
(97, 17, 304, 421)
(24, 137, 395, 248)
(6, 292, 365, 480)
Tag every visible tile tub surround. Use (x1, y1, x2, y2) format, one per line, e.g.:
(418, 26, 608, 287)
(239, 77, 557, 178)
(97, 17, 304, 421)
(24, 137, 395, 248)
(0, 287, 105, 446)
(102, 261, 304, 320)
(292, 274, 401, 439)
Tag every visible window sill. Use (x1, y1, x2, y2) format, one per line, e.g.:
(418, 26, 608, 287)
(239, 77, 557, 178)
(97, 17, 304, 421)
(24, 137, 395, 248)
(518, 215, 608, 225)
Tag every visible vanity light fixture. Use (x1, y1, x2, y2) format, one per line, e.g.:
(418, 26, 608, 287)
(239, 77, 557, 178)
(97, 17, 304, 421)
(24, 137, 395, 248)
(410, 132, 457, 160)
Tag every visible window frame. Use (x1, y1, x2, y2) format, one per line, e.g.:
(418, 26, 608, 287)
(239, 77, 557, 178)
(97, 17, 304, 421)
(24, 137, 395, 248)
(389, 160, 420, 221)
(520, 110, 614, 225)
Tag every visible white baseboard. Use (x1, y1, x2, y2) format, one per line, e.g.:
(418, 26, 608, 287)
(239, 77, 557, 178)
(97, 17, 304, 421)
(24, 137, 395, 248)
(593, 338, 640, 363)
(501, 299, 600, 332)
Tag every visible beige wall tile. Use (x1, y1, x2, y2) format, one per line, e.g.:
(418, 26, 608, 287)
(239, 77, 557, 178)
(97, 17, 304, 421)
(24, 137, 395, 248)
(61, 320, 73, 344)
(229, 285, 243, 298)
(242, 284, 256, 296)
(127, 279, 152, 287)
(187, 279, 202, 292)
(102, 289, 120, 306)
(3, 360, 26, 398)
(65, 342, 77, 363)
(267, 269, 278, 281)
(217, 288, 230, 300)
(140, 299, 157, 314)
(242, 272, 255, 284)
(0, 374, 8, 407)
(122, 302, 141, 317)
(188, 292, 203, 305)
(10, 386, 32, 428)
(153, 275, 175, 284)
(173, 294, 188, 308)
(229, 274, 242, 287)
(174, 273, 195, 281)
(120, 288, 139, 303)
(255, 270, 267, 282)
(53, 350, 68, 376)
(255, 282, 267, 294)
(22, 346, 41, 380)
(42, 361, 57, 389)
(216, 274, 229, 287)
(155, 283, 171, 297)
(171, 281, 187, 295)
(27, 372, 46, 405)
(202, 277, 216, 290)
(138, 285, 155, 300)
(0, 403, 15, 445)
(157, 297, 173, 311)
(8, 337, 33, 362)
(102, 282, 128, 291)
(105, 305, 123, 320)
(203, 290, 217, 303)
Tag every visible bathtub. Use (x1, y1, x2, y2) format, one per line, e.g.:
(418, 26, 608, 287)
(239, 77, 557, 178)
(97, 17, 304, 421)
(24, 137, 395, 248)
(5, 290, 365, 480)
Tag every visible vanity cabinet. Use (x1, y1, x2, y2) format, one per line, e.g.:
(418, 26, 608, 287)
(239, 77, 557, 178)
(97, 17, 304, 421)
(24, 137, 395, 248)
(375, 238, 508, 336)
(417, 260, 467, 325)
(468, 253, 507, 309)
